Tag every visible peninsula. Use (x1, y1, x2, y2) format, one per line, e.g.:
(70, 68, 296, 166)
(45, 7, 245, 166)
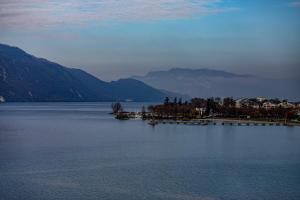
(113, 97, 300, 126)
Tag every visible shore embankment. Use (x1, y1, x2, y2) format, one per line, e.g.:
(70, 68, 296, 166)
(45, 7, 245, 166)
(115, 112, 300, 126)
(148, 118, 300, 126)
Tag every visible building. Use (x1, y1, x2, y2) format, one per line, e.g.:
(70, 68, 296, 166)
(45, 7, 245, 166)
(278, 101, 295, 109)
(294, 102, 300, 108)
(0, 96, 5, 103)
(246, 98, 260, 109)
(235, 98, 247, 108)
(256, 96, 267, 102)
(195, 107, 206, 116)
(262, 102, 277, 109)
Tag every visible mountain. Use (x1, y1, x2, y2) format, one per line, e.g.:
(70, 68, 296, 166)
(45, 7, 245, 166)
(0, 43, 168, 102)
(132, 68, 300, 101)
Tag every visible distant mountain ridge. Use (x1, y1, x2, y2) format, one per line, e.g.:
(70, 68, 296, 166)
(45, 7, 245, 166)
(145, 68, 254, 78)
(132, 68, 300, 101)
(0, 43, 172, 102)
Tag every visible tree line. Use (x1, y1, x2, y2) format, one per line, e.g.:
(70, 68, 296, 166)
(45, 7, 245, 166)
(146, 97, 298, 121)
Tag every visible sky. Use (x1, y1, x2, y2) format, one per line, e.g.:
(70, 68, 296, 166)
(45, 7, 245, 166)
(0, 0, 300, 81)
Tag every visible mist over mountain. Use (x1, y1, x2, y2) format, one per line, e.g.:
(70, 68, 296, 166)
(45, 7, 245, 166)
(0, 43, 170, 102)
(132, 68, 300, 101)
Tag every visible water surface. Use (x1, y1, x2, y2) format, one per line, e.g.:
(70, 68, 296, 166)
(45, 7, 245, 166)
(0, 103, 300, 200)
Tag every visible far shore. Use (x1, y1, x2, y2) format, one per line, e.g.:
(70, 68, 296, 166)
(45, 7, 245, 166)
(147, 118, 300, 126)
(114, 112, 300, 126)
(194, 118, 300, 126)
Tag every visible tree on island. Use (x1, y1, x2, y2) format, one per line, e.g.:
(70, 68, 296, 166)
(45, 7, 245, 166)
(141, 105, 146, 120)
(148, 105, 154, 113)
(178, 98, 182, 105)
(111, 102, 123, 114)
(174, 97, 177, 104)
(164, 97, 169, 105)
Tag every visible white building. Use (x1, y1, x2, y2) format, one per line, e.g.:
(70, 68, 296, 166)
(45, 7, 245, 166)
(256, 96, 267, 102)
(235, 98, 248, 108)
(262, 102, 277, 109)
(0, 96, 5, 103)
(278, 102, 295, 108)
(195, 107, 206, 116)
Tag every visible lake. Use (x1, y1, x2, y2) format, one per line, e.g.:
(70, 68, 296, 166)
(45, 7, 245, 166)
(0, 103, 300, 200)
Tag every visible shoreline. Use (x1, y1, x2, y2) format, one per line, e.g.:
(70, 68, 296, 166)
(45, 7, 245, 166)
(198, 118, 299, 126)
(115, 112, 300, 126)
(147, 118, 300, 126)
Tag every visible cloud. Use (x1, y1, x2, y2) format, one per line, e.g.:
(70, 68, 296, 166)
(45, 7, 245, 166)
(0, 0, 238, 28)
(289, 1, 300, 7)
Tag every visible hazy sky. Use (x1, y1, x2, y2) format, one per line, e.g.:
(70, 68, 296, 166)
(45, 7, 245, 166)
(0, 0, 300, 81)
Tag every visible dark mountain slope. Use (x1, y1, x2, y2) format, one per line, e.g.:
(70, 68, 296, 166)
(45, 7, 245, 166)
(0, 43, 167, 102)
(109, 78, 169, 102)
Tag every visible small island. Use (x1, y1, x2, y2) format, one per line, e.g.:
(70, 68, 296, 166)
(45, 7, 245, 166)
(112, 97, 300, 126)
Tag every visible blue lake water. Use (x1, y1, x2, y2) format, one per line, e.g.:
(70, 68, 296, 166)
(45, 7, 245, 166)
(0, 103, 300, 200)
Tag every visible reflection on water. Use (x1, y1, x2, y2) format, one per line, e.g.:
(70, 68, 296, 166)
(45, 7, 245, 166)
(0, 103, 300, 200)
